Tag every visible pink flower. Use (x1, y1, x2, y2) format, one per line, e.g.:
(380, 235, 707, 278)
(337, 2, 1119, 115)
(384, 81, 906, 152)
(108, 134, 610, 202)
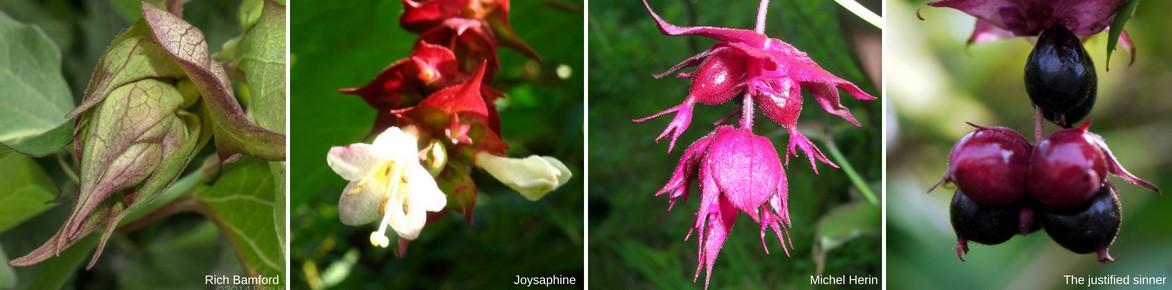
(635, 1, 878, 288)
(657, 126, 792, 288)
(634, 0, 876, 171)
(923, 0, 1134, 58)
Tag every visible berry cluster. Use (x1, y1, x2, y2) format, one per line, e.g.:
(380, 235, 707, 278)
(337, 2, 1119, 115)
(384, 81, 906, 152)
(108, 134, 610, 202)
(933, 24, 1160, 263)
(935, 122, 1158, 262)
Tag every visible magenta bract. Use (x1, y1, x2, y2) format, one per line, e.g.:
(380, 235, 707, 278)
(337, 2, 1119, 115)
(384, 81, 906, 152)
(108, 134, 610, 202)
(658, 126, 792, 287)
(634, 0, 876, 170)
(636, 1, 877, 288)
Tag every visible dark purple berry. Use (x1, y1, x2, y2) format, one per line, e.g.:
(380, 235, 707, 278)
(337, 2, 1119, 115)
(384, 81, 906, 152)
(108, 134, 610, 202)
(951, 189, 1030, 261)
(1040, 92, 1095, 128)
(1038, 184, 1121, 263)
(1024, 25, 1097, 127)
(934, 123, 1031, 206)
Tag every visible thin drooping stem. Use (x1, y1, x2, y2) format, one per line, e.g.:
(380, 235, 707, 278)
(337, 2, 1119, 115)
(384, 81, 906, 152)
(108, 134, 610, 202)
(833, 0, 884, 29)
(823, 134, 878, 206)
(740, 95, 755, 130)
(57, 152, 79, 184)
(756, 0, 770, 34)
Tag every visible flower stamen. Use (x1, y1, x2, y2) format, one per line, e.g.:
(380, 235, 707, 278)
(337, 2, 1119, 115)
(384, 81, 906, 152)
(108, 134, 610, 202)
(370, 162, 406, 248)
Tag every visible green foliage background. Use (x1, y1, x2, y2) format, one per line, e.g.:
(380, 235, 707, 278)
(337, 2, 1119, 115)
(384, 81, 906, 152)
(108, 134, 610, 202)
(289, 0, 584, 289)
(888, 1, 1172, 289)
(588, 0, 881, 288)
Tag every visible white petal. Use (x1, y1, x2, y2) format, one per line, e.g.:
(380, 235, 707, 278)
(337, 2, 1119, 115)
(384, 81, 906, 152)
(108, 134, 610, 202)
(370, 127, 419, 162)
(541, 156, 573, 186)
(337, 181, 384, 225)
(326, 144, 381, 181)
(405, 164, 448, 212)
(385, 193, 418, 240)
(402, 199, 428, 240)
(388, 164, 447, 240)
(475, 153, 568, 201)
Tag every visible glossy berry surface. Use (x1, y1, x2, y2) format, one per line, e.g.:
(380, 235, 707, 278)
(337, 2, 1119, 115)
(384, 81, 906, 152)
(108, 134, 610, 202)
(1028, 126, 1107, 210)
(936, 124, 1031, 206)
(1024, 25, 1097, 127)
(1038, 184, 1121, 262)
(950, 190, 1020, 247)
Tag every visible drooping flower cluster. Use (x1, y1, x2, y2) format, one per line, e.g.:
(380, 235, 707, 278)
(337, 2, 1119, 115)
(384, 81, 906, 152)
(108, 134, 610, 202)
(330, 0, 570, 255)
(636, 0, 876, 288)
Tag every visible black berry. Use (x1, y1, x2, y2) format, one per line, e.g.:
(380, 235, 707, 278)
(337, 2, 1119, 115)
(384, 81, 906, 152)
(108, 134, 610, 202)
(1024, 25, 1097, 127)
(1038, 184, 1122, 263)
(951, 190, 1023, 260)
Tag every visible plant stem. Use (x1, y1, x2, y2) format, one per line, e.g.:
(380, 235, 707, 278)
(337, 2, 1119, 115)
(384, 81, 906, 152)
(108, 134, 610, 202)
(833, 0, 884, 30)
(822, 132, 878, 205)
(756, 0, 770, 33)
(740, 95, 755, 130)
(57, 152, 79, 184)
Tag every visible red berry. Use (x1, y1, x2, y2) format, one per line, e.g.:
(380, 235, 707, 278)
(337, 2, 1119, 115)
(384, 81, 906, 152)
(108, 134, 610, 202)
(1028, 125, 1108, 209)
(934, 123, 1031, 206)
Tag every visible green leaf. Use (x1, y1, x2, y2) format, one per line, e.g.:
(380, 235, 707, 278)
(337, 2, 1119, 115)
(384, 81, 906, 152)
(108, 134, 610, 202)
(613, 240, 689, 289)
(0, 11, 75, 157)
(237, 0, 265, 33)
(237, 0, 286, 134)
(193, 157, 283, 279)
(0, 123, 73, 158)
(232, 0, 287, 261)
(1106, 0, 1140, 69)
(117, 222, 221, 290)
(812, 201, 880, 274)
(0, 148, 58, 234)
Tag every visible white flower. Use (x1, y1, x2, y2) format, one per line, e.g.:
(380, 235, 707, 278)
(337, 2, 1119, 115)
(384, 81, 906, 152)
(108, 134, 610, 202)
(326, 127, 447, 246)
(474, 152, 572, 201)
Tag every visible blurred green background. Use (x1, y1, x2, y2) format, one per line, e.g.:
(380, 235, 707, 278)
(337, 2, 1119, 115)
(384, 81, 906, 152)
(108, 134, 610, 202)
(0, 0, 275, 289)
(589, 0, 881, 288)
(888, 1, 1172, 289)
(289, 0, 584, 289)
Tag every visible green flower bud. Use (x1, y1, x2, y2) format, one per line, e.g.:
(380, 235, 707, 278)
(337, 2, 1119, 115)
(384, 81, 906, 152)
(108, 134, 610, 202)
(423, 138, 448, 177)
(9, 3, 283, 269)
